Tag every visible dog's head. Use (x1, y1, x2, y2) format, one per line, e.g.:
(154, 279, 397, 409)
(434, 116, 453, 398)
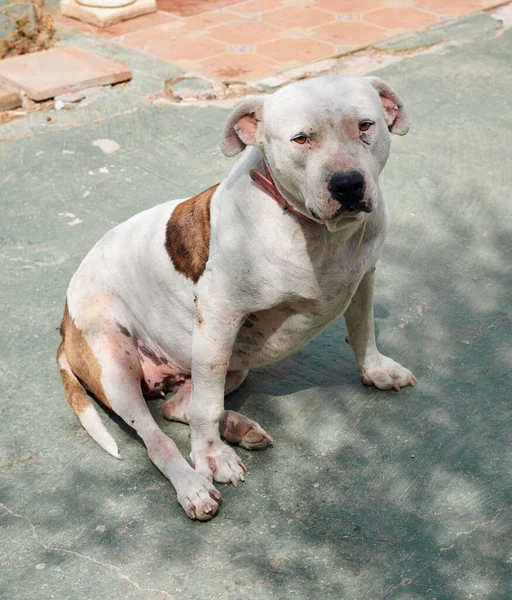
(221, 75, 409, 230)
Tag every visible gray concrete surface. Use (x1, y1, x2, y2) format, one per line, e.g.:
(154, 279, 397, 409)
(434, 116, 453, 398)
(1, 19, 511, 600)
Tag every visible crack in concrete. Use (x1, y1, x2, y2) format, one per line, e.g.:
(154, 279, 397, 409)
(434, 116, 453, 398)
(454, 505, 511, 538)
(0, 502, 175, 599)
(377, 506, 511, 599)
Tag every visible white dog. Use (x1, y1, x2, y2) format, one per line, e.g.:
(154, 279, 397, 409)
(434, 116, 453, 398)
(57, 75, 416, 520)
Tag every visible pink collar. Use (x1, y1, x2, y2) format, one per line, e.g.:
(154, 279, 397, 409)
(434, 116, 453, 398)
(249, 162, 316, 223)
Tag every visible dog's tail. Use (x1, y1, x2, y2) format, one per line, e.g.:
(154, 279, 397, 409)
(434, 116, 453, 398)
(57, 341, 120, 459)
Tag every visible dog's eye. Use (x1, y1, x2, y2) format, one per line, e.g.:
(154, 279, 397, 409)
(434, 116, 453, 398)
(292, 135, 308, 145)
(359, 121, 373, 132)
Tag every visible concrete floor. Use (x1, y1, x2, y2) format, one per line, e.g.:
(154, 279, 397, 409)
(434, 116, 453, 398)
(1, 15, 511, 600)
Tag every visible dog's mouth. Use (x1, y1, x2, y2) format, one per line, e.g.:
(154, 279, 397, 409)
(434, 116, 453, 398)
(331, 201, 372, 220)
(309, 207, 365, 221)
(308, 194, 374, 223)
(337, 210, 361, 218)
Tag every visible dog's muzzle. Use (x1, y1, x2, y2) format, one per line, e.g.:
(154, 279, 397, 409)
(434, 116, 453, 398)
(328, 169, 371, 216)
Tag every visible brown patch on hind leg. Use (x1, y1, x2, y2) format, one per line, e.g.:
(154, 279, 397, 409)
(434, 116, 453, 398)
(59, 300, 144, 410)
(59, 302, 111, 409)
(57, 340, 91, 415)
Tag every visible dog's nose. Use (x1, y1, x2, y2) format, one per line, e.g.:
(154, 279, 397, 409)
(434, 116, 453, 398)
(328, 170, 366, 210)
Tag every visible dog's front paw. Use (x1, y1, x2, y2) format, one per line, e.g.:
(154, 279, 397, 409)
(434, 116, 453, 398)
(361, 354, 416, 391)
(191, 440, 247, 486)
(174, 468, 220, 521)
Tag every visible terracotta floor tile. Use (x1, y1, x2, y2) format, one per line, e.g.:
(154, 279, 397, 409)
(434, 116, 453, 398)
(230, 0, 285, 14)
(209, 20, 280, 44)
(56, 14, 178, 39)
(156, 0, 242, 16)
(280, 26, 324, 39)
(257, 37, 334, 63)
(57, 0, 504, 85)
(314, 21, 386, 47)
(101, 11, 179, 38)
(0, 81, 21, 111)
(262, 6, 335, 28)
(136, 36, 227, 61)
(479, 0, 504, 6)
(120, 23, 179, 48)
(317, 0, 383, 13)
(365, 7, 438, 29)
(201, 52, 278, 80)
(412, 0, 487, 16)
(181, 11, 238, 30)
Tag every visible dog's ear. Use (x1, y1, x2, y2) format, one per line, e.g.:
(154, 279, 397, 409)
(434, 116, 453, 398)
(221, 96, 266, 157)
(366, 77, 410, 136)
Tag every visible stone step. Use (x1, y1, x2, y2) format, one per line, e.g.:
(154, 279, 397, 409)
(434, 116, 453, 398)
(0, 47, 132, 102)
(0, 81, 21, 112)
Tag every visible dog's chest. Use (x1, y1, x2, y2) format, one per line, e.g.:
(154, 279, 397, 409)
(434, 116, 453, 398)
(231, 276, 360, 369)
(229, 226, 378, 369)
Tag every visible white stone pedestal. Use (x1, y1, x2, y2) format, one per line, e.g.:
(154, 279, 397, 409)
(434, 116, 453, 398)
(60, 0, 156, 28)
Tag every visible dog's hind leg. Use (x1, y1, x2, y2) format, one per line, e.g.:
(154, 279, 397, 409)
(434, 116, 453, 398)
(98, 353, 220, 520)
(59, 305, 220, 520)
(161, 371, 273, 450)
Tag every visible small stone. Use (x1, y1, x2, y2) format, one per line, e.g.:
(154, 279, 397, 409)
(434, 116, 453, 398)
(36, 563, 46, 569)
(54, 100, 65, 110)
(20, 90, 30, 109)
(92, 139, 120, 154)
(55, 89, 88, 103)
(152, 98, 172, 106)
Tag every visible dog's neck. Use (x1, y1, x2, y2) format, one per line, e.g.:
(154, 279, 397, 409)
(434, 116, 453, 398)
(249, 161, 316, 224)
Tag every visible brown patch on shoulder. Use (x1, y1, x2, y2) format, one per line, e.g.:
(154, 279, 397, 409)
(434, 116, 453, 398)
(58, 302, 111, 409)
(165, 184, 219, 283)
